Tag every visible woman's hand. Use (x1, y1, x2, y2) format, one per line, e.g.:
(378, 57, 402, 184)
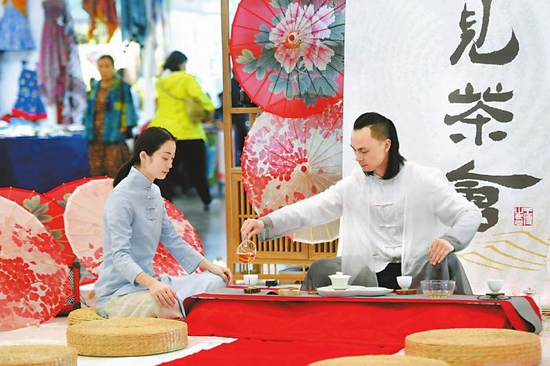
(200, 258, 233, 285)
(135, 272, 177, 307)
(428, 238, 454, 265)
(147, 279, 178, 308)
(240, 219, 265, 241)
(210, 264, 233, 285)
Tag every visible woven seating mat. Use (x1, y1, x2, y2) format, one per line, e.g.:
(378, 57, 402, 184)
(405, 328, 541, 365)
(0, 345, 77, 366)
(310, 355, 449, 365)
(67, 317, 188, 357)
(67, 307, 103, 325)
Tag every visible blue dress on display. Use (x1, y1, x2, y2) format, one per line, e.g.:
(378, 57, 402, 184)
(0, 3, 36, 51)
(12, 65, 47, 121)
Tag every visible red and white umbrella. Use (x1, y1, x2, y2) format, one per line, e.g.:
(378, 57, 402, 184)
(44, 176, 110, 284)
(44, 176, 110, 210)
(153, 200, 205, 275)
(63, 178, 114, 280)
(0, 196, 69, 330)
(163, 200, 204, 256)
(241, 101, 343, 243)
(64, 179, 204, 278)
(0, 187, 75, 266)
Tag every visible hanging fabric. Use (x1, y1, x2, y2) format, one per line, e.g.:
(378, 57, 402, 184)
(38, 0, 87, 124)
(82, 0, 119, 42)
(0, 0, 35, 51)
(12, 63, 47, 121)
(120, 0, 148, 47)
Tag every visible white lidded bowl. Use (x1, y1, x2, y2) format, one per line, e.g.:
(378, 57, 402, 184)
(328, 271, 351, 290)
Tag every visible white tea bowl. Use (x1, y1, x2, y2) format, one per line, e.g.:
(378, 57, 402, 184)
(396, 275, 412, 290)
(487, 279, 503, 293)
(328, 271, 351, 290)
(243, 274, 258, 287)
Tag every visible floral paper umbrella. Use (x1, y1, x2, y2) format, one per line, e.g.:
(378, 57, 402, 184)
(0, 187, 75, 266)
(0, 196, 69, 330)
(153, 200, 205, 276)
(230, 0, 345, 118)
(64, 179, 204, 278)
(241, 101, 343, 243)
(44, 176, 109, 284)
(63, 178, 114, 280)
(44, 176, 110, 209)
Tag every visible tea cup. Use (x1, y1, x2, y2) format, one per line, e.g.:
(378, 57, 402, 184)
(328, 271, 351, 290)
(243, 274, 258, 287)
(396, 275, 412, 290)
(487, 279, 503, 293)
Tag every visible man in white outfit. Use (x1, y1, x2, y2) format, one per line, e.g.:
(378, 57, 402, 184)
(240, 112, 482, 293)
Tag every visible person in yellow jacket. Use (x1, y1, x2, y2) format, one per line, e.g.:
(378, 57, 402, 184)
(149, 51, 216, 210)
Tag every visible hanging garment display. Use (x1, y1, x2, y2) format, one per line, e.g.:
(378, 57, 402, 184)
(82, 0, 119, 42)
(0, 0, 35, 51)
(11, 64, 47, 121)
(120, 0, 147, 47)
(38, 0, 87, 124)
(230, 0, 345, 118)
(241, 101, 343, 243)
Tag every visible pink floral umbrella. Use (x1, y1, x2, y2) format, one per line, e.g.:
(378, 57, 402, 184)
(241, 101, 343, 243)
(44, 176, 110, 210)
(230, 0, 345, 118)
(0, 196, 69, 330)
(44, 176, 110, 285)
(0, 187, 75, 266)
(154, 200, 205, 275)
(64, 179, 204, 278)
(63, 179, 113, 279)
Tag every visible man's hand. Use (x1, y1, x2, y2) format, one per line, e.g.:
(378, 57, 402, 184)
(240, 219, 265, 241)
(428, 238, 454, 265)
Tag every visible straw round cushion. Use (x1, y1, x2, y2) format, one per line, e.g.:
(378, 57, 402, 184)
(66, 317, 188, 356)
(67, 307, 104, 325)
(310, 355, 449, 365)
(405, 328, 541, 365)
(0, 345, 77, 366)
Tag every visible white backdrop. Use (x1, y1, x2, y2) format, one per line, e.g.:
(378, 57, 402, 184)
(344, 0, 550, 307)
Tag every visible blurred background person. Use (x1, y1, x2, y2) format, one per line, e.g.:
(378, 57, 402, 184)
(148, 51, 217, 210)
(83, 55, 138, 177)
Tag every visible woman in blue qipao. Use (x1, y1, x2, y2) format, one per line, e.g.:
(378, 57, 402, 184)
(94, 127, 232, 319)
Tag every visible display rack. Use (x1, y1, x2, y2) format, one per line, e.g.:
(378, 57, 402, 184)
(220, 0, 338, 282)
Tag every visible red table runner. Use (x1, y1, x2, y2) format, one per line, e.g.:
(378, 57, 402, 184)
(162, 288, 539, 365)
